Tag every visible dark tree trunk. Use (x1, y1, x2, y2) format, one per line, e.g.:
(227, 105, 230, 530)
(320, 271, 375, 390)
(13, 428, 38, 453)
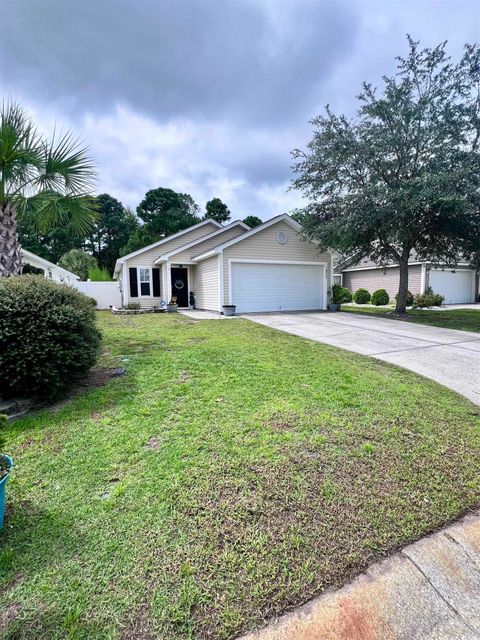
(0, 201, 23, 277)
(395, 257, 410, 314)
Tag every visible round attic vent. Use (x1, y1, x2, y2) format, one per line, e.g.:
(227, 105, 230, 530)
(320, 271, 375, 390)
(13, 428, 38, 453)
(276, 230, 288, 244)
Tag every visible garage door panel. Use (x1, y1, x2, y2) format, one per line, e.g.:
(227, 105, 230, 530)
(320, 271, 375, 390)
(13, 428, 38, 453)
(429, 270, 475, 304)
(231, 262, 323, 312)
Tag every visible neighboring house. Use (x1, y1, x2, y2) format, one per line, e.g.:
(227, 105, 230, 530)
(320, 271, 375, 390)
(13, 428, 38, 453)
(21, 249, 80, 285)
(335, 253, 479, 304)
(113, 214, 332, 313)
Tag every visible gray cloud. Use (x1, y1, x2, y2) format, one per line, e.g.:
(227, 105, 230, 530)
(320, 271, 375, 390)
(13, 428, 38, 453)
(1, 0, 479, 219)
(0, 0, 358, 125)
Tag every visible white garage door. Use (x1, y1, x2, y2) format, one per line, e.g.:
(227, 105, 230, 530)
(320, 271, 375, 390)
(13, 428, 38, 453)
(429, 269, 475, 304)
(231, 262, 324, 313)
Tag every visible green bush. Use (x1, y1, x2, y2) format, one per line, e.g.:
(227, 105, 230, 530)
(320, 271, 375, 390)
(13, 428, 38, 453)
(332, 284, 353, 304)
(125, 302, 140, 310)
(371, 289, 390, 306)
(413, 288, 445, 308)
(0, 276, 101, 401)
(88, 266, 113, 282)
(395, 290, 414, 306)
(353, 288, 371, 304)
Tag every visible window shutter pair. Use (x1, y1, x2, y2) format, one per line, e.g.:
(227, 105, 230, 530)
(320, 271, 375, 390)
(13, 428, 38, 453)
(129, 267, 161, 298)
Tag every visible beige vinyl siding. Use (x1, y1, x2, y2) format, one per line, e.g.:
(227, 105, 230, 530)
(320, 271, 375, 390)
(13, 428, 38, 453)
(124, 222, 218, 306)
(172, 225, 246, 264)
(194, 256, 220, 311)
(343, 264, 422, 299)
(222, 222, 331, 304)
(126, 222, 218, 269)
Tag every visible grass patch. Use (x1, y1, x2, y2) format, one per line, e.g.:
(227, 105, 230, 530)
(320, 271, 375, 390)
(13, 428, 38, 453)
(341, 305, 480, 333)
(1, 312, 479, 639)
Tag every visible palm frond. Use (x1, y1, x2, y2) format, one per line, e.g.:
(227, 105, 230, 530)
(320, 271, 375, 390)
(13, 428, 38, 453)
(0, 102, 43, 200)
(1, 101, 98, 237)
(35, 130, 96, 196)
(28, 191, 98, 236)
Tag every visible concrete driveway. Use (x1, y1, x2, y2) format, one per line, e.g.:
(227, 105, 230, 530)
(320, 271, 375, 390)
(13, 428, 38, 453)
(246, 312, 480, 405)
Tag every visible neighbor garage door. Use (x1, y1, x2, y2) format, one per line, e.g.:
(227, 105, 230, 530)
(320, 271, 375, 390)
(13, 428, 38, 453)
(231, 262, 324, 313)
(429, 269, 475, 304)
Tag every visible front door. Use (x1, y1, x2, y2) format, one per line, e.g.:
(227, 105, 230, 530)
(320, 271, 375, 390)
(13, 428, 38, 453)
(171, 267, 189, 307)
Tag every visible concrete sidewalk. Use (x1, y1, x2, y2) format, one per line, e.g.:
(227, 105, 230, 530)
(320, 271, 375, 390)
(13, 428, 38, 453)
(239, 511, 480, 640)
(246, 312, 480, 405)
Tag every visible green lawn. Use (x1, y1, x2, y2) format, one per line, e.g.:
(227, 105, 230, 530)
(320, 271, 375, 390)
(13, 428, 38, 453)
(1, 312, 479, 640)
(341, 305, 480, 333)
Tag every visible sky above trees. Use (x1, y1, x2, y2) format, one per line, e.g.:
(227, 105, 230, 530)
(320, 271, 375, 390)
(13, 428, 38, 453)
(1, 0, 478, 221)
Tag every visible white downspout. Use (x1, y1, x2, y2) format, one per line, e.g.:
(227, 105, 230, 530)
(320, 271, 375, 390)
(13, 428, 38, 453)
(122, 263, 128, 306)
(420, 263, 427, 293)
(218, 253, 224, 310)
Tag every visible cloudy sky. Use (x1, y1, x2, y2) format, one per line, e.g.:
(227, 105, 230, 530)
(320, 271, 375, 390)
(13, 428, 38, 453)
(1, 0, 478, 220)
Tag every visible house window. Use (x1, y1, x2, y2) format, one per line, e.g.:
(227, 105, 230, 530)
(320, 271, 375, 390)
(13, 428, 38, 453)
(139, 268, 151, 296)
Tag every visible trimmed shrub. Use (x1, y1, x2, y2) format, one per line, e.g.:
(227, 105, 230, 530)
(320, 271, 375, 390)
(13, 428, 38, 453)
(371, 289, 390, 306)
(125, 302, 140, 310)
(0, 276, 101, 401)
(332, 284, 353, 304)
(413, 289, 445, 308)
(395, 290, 414, 306)
(353, 288, 371, 304)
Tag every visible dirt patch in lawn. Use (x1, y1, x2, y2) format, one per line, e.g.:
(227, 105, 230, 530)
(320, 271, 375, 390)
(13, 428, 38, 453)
(264, 410, 301, 431)
(0, 603, 21, 631)
(146, 437, 163, 450)
(51, 368, 124, 410)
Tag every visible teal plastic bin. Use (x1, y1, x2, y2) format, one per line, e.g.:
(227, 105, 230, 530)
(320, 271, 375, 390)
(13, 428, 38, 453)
(0, 455, 13, 530)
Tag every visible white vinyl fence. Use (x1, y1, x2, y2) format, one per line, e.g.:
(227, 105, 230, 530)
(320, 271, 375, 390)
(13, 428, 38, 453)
(74, 281, 122, 309)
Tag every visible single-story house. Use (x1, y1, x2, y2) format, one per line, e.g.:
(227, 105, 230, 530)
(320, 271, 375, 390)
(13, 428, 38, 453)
(113, 214, 332, 313)
(335, 254, 479, 304)
(21, 249, 80, 285)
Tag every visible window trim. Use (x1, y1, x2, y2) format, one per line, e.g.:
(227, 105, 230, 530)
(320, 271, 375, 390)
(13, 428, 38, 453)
(138, 266, 152, 297)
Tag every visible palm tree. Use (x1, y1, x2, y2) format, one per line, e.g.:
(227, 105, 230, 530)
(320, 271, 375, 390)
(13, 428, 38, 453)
(0, 102, 96, 277)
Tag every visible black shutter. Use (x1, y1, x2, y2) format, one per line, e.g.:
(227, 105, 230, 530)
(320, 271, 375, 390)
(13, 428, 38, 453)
(129, 267, 138, 297)
(152, 268, 161, 297)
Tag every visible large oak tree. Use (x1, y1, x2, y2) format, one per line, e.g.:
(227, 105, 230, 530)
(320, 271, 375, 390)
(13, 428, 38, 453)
(292, 38, 480, 313)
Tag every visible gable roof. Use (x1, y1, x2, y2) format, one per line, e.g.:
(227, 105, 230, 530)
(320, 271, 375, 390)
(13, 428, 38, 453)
(192, 213, 303, 261)
(21, 249, 80, 280)
(154, 220, 250, 263)
(113, 218, 221, 276)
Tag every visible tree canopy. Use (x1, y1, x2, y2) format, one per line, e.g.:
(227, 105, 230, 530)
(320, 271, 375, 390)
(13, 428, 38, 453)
(85, 194, 138, 274)
(18, 201, 85, 263)
(204, 197, 231, 224)
(58, 248, 97, 281)
(137, 187, 200, 237)
(243, 215, 263, 228)
(121, 187, 201, 255)
(292, 38, 480, 313)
